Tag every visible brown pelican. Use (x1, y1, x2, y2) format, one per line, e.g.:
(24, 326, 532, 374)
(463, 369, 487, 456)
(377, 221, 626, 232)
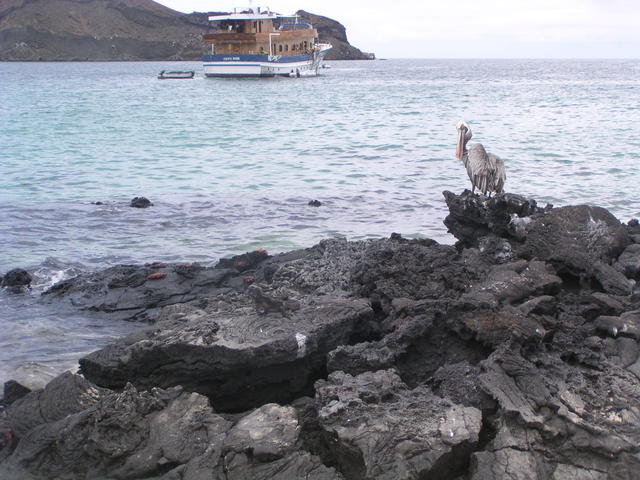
(455, 121, 506, 196)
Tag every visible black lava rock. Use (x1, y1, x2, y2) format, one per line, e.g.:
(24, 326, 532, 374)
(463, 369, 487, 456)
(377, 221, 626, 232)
(308, 200, 322, 207)
(215, 249, 270, 273)
(1, 269, 31, 289)
(130, 197, 153, 208)
(8, 189, 640, 480)
(2, 381, 31, 406)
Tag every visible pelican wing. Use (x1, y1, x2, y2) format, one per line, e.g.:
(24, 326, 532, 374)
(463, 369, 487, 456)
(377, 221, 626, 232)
(488, 153, 507, 193)
(467, 143, 491, 194)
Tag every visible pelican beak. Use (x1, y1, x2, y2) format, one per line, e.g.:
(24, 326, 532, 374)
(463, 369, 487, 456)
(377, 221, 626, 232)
(455, 127, 465, 161)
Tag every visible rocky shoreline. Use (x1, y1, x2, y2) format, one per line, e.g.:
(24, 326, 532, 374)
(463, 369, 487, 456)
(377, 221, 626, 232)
(2, 189, 640, 479)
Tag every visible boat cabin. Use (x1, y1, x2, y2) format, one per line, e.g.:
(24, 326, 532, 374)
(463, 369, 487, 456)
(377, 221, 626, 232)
(203, 7, 319, 57)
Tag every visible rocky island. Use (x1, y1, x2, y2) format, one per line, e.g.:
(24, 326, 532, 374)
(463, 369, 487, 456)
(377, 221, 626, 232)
(1, 189, 640, 479)
(0, 0, 371, 61)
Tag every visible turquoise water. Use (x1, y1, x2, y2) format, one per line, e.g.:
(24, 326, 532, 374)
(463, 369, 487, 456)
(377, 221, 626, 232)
(1, 59, 639, 390)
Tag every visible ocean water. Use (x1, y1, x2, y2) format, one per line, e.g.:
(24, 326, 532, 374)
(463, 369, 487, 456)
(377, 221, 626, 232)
(1, 59, 639, 391)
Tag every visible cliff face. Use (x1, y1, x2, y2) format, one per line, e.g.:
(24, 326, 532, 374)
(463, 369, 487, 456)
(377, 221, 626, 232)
(296, 10, 372, 60)
(0, 0, 371, 61)
(0, 0, 207, 60)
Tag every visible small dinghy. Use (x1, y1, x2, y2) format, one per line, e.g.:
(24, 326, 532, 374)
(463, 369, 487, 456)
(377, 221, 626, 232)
(157, 70, 195, 79)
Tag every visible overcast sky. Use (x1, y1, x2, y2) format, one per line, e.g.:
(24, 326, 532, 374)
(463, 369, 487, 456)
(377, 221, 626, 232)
(156, 0, 640, 58)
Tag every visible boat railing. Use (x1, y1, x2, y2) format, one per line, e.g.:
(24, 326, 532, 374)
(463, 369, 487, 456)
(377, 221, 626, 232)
(278, 22, 312, 31)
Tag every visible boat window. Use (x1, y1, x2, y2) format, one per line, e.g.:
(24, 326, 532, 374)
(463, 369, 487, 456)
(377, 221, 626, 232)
(259, 21, 263, 33)
(285, 44, 288, 52)
(279, 45, 283, 52)
(253, 21, 257, 31)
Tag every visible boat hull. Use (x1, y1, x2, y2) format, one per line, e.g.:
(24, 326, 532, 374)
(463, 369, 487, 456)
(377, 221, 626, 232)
(203, 47, 330, 78)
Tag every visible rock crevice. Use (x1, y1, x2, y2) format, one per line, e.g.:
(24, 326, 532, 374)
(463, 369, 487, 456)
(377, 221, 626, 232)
(2, 190, 640, 479)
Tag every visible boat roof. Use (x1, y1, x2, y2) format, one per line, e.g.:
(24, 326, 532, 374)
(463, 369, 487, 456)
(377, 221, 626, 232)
(208, 7, 296, 22)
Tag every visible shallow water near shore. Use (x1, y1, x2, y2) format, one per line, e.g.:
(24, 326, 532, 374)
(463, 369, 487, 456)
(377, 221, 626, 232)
(1, 59, 639, 392)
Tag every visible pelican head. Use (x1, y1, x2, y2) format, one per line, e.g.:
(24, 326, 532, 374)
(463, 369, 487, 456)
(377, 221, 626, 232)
(455, 121, 473, 161)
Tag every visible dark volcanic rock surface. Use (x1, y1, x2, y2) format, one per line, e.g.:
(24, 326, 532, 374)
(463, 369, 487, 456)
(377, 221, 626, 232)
(2, 380, 31, 406)
(517, 204, 630, 273)
(1, 382, 342, 480)
(79, 295, 374, 411)
(4, 190, 640, 479)
(443, 189, 543, 249)
(41, 262, 236, 321)
(315, 369, 482, 480)
(7, 372, 105, 438)
(1, 268, 31, 290)
(445, 190, 634, 295)
(129, 196, 153, 208)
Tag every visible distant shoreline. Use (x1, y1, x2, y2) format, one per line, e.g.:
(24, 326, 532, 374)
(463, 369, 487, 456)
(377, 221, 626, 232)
(1, 58, 637, 62)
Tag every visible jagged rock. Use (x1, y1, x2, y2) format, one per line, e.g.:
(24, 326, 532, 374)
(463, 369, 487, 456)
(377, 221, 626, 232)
(616, 244, 640, 279)
(454, 311, 545, 348)
(41, 263, 236, 321)
(1, 268, 31, 291)
(603, 337, 638, 367)
(589, 292, 631, 316)
(443, 190, 543, 248)
(130, 196, 153, 208)
(594, 310, 640, 339)
(1, 385, 230, 480)
(7, 372, 105, 438)
(7, 191, 640, 480)
(430, 361, 496, 411)
(444, 191, 632, 296)
(314, 369, 482, 480)
(80, 296, 375, 411)
(473, 340, 640, 479)
(592, 261, 634, 296)
(458, 260, 562, 310)
(223, 404, 300, 462)
(325, 299, 488, 389)
(2, 381, 31, 407)
(478, 235, 514, 263)
(517, 205, 630, 277)
(326, 340, 396, 376)
(3, 386, 342, 480)
(518, 295, 556, 316)
(216, 249, 270, 272)
(351, 237, 491, 302)
(222, 451, 344, 480)
(211, 402, 342, 480)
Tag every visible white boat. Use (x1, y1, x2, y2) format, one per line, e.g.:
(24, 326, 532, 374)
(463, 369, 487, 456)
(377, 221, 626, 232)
(202, 6, 332, 78)
(157, 70, 195, 79)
